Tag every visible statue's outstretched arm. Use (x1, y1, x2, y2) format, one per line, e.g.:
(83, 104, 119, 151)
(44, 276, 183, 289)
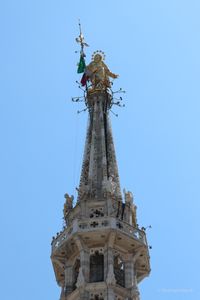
(103, 62, 118, 79)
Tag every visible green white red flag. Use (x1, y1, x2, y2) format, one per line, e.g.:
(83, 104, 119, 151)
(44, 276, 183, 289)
(77, 54, 86, 73)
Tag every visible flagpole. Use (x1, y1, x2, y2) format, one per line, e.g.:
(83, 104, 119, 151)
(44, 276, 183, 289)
(76, 20, 89, 93)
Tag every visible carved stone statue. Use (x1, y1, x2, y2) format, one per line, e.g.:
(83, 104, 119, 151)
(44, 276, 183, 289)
(123, 189, 134, 205)
(86, 51, 118, 91)
(63, 193, 74, 219)
(123, 189, 137, 227)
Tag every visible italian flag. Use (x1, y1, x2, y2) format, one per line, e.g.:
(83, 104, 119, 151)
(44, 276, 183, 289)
(77, 55, 86, 74)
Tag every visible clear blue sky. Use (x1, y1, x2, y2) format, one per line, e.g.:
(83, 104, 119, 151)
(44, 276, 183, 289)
(0, 1, 200, 299)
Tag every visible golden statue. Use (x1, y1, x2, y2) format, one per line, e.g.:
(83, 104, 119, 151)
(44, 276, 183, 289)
(85, 51, 118, 92)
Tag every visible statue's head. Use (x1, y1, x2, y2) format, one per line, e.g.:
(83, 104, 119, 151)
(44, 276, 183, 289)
(92, 50, 105, 63)
(94, 54, 102, 63)
(123, 189, 134, 204)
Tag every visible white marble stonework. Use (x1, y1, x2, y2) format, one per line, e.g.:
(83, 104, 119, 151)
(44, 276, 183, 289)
(51, 91, 150, 300)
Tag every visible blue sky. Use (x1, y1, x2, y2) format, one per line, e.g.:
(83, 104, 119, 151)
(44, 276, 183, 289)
(0, 0, 200, 299)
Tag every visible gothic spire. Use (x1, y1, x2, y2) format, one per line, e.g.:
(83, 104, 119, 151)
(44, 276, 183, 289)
(76, 51, 122, 201)
(51, 29, 151, 300)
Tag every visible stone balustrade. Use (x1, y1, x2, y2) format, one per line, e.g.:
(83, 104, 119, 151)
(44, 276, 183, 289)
(51, 217, 147, 252)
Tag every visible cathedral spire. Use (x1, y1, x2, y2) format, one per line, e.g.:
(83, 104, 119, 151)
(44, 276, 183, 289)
(77, 92, 122, 201)
(77, 51, 122, 201)
(51, 28, 150, 300)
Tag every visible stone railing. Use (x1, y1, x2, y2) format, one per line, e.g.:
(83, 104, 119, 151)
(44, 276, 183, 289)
(51, 217, 147, 252)
(115, 220, 147, 245)
(51, 224, 73, 251)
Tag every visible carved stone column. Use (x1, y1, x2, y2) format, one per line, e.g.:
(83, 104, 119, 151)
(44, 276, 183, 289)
(64, 265, 73, 295)
(75, 236, 90, 282)
(80, 249, 90, 282)
(105, 232, 116, 284)
(125, 255, 134, 288)
(79, 289, 89, 300)
(104, 232, 116, 300)
(76, 264, 89, 299)
(124, 254, 140, 300)
(105, 247, 116, 286)
(106, 287, 115, 300)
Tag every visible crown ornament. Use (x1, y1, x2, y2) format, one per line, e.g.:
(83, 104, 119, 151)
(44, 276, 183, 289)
(91, 50, 106, 61)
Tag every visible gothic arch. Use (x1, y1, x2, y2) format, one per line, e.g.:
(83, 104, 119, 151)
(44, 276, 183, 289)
(90, 250, 104, 282)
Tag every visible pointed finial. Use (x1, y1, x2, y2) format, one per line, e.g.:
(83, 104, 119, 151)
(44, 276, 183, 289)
(76, 20, 89, 74)
(75, 19, 89, 52)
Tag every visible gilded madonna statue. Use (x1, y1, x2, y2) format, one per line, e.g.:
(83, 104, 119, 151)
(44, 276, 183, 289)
(85, 51, 118, 92)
